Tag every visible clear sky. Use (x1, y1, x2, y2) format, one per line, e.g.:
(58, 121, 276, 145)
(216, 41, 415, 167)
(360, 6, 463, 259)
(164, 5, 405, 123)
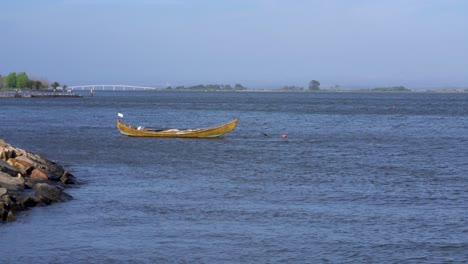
(1, 0, 467, 88)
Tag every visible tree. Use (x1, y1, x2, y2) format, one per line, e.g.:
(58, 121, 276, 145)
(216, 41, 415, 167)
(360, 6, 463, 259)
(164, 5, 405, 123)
(62, 85, 68, 91)
(0, 75, 3, 89)
(16, 72, 29, 88)
(6, 72, 17, 88)
(308, 80, 320, 91)
(234, 83, 246, 90)
(371, 86, 410, 92)
(38, 78, 49, 88)
(34, 80, 43, 90)
(52, 82, 60, 92)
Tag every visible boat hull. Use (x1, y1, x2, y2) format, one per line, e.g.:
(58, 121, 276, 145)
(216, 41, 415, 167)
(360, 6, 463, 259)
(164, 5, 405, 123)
(116, 118, 238, 138)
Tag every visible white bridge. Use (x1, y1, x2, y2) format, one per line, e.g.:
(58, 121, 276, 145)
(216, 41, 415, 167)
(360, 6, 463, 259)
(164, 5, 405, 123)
(67, 85, 162, 91)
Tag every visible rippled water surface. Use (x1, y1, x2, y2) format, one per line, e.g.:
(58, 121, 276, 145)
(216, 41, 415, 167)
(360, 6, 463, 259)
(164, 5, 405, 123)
(1, 91, 467, 263)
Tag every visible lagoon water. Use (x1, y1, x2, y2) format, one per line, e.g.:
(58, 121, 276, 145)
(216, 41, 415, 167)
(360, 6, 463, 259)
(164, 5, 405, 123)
(1, 91, 467, 263)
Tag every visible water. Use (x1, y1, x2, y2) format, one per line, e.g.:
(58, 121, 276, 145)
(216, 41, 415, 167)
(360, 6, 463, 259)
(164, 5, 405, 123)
(1, 91, 467, 263)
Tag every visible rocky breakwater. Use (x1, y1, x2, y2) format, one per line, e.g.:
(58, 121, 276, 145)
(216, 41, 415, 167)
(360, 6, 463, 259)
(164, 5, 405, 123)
(0, 139, 77, 222)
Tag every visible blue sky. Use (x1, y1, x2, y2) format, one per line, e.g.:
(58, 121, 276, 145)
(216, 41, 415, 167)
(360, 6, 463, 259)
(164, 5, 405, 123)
(1, 0, 467, 88)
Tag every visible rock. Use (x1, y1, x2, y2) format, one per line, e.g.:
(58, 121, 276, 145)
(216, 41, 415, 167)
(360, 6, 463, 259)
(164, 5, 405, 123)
(7, 157, 34, 175)
(0, 140, 20, 161)
(14, 155, 36, 166)
(60, 171, 77, 184)
(45, 170, 62, 181)
(0, 207, 4, 221)
(6, 194, 24, 212)
(14, 156, 36, 173)
(0, 187, 7, 197)
(2, 194, 14, 208)
(0, 171, 25, 191)
(31, 167, 64, 182)
(25, 153, 65, 179)
(0, 139, 77, 223)
(34, 183, 72, 204)
(24, 178, 39, 189)
(0, 159, 19, 177)
(0, 149, 16, 161)
(6, 211, 16, 222)
(30, 168, 50, 181)
(1, 209, 8, 222)
(16, 193, 38, 208)
(1, 194, 20, 221)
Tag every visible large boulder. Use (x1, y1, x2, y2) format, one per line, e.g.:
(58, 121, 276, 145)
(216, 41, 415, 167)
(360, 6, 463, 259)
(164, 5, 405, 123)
(0, 187, 7, 197)
(0, 149, 14, 160)
(0, 200, 16, 222)
(0, 159, 19, 177)
(0, 140, 17, 160)
(34, 183, 72, 204)
(1, 194, 14, 208)
(13, 156, 36, 172)
(15, 193, 38, 208)
(7, 158, 33, 175)
(13, 155, 36, 166)
(6, 211, 16, 222)
(30, 168, 51, 181)
(0, 149, 16, 160)
(0, 171, 25, 191)
(60, 171, 77, 184)
(25, 153, 65, 179)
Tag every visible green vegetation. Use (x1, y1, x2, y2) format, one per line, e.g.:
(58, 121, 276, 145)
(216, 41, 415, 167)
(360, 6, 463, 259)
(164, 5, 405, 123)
(6, 72, 17, 88)
(309, 80, 320, 91)
(279, 80, 321, 92)
(168, 83, 247, 91)
(280, 85, 304, 91)
(371, 86, 411, 92)
(51, 82, 60, 92)
(16, 72, 29, 88)
(0, 71, 52, 90)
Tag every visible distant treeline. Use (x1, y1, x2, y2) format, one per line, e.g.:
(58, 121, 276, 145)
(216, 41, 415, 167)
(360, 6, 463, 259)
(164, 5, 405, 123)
(371, 86, 411, 92)
(280, 85, 305, 91)
(279, 80, 322, 91)
(278, 83, 414, 92)
(0, 72, 49, 90)
(168, 83, 247, 91)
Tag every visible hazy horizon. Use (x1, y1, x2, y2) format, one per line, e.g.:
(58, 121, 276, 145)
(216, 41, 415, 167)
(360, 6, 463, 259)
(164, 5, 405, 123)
(1, 0, 467, 89)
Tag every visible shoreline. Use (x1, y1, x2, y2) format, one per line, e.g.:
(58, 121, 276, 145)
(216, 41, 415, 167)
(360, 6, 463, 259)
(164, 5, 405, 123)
(0, 139, 77, 223)
(1, 89, 467, 96)
(0, 91, 82, 98)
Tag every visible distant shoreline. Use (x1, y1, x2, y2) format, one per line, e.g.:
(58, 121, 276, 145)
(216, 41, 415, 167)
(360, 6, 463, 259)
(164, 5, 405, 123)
(238, 89, 468, 93)
(1, 88, 467, 95)
(155, 89, 468, 94)
(0, 91, 82, 98)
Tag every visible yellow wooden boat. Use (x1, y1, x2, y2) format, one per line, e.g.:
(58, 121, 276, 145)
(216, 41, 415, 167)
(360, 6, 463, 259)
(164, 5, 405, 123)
(116, 118, 239, 138)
